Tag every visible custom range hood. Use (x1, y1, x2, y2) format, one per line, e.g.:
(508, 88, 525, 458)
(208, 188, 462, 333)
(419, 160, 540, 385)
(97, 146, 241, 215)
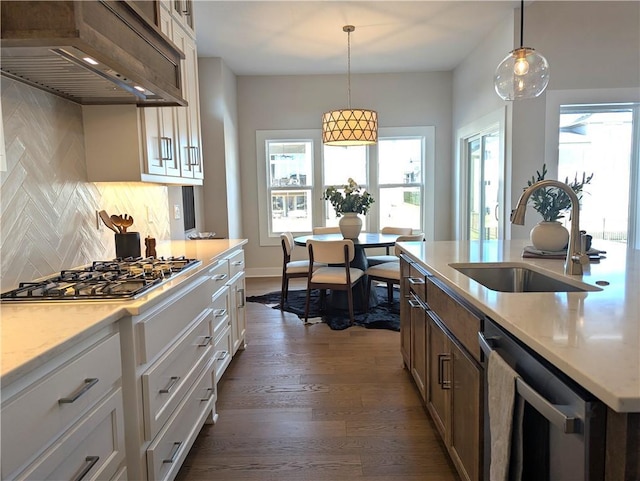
(0, 1, 187, 107)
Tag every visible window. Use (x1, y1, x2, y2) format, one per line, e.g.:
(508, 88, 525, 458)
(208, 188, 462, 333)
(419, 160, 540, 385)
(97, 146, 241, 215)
(266, 140, 313, 233)
(558, 103, 639, 245)
(256, 127, 435, 246)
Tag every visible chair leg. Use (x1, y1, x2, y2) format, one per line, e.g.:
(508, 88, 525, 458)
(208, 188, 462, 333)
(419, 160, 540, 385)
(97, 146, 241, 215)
(304, 286, 312, 323)
(387, 282, 393, 305)
(346, 285, 355, 325)
(280, 275, 288, 309)
(365, 277, 372, 313)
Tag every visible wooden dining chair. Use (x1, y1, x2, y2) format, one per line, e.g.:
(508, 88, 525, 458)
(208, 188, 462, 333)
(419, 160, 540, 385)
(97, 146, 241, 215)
(312, 226, 341, 234)
(365, 233, 425, 309)
(305, 239, 365, 325)
(366, 226, 414, 266)
(280, 232, 323, 309)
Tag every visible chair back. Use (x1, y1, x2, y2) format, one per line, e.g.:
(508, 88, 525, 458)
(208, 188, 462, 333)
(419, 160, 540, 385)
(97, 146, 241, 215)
(312, 226, 341, 234)
(381, 226, 413, 235)
(307, 239, 355, 265)
(280, 232, 294, 256)
(394, 233, 425, 255)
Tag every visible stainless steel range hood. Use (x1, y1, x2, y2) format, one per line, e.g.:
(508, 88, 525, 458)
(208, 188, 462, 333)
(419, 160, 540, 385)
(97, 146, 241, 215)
(1, 1, 187, 107)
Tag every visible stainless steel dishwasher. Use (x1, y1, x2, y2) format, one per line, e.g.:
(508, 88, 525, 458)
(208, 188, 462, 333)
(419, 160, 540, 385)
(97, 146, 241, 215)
(479, 319, 606, 481)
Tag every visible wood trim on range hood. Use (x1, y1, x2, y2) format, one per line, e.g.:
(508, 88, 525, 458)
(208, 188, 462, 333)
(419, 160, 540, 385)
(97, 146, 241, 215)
(0, 0, 187, 107)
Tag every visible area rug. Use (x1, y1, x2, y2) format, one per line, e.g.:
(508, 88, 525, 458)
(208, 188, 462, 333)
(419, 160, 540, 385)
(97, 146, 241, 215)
(246, 285, 400, 331)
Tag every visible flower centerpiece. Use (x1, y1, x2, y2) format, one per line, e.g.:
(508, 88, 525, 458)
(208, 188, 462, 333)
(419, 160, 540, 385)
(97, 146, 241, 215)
(525, 163, 593, 251)
(322, 178, 374, 238)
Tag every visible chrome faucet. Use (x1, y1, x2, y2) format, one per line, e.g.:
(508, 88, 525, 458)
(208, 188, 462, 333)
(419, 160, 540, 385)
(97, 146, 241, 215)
(511, 179, 589, 275)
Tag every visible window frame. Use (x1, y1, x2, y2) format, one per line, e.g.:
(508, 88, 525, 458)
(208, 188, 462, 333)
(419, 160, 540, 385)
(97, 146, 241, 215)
(256, 127, 435, 247)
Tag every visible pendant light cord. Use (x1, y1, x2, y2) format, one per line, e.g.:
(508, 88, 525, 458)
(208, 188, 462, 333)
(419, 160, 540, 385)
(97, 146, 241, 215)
(342, 25, 356, 109)
(519, 0, 524, 48)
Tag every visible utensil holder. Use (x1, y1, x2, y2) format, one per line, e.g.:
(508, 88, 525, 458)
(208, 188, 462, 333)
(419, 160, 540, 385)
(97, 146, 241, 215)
(115, 232, 141, 259)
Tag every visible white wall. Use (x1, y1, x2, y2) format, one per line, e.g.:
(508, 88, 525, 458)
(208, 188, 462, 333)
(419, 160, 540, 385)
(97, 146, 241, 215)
(235, 72, 453, 275)
(453, 1, 640, 240)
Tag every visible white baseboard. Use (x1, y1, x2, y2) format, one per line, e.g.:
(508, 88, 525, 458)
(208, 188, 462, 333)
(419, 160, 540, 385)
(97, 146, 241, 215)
(245, 267, 281, 278)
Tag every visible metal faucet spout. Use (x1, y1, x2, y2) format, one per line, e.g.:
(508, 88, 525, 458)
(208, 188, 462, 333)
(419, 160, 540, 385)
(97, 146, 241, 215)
(512, 179, 588, 275)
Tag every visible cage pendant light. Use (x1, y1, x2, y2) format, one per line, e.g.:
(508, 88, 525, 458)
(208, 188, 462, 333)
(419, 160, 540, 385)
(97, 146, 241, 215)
(322, 25, 378, 146)
(494, 0, 549, 100)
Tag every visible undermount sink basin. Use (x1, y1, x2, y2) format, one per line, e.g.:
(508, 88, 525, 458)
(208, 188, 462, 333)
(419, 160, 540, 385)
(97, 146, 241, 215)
(449, 262, 601, 293)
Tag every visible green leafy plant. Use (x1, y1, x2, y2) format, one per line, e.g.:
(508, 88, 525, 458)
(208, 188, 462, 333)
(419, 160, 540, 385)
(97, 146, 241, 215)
(526, 163, 593, 222)
(322, 178, 375, 216)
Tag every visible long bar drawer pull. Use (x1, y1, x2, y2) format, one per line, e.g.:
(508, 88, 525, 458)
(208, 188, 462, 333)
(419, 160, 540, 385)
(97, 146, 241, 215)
(217, 350, 229, 361)
(163, 442, 182, 464)
(238, 288, 246, 308)
(71, 456, 100, 481)
(515, 378, 580, 433)
(231, 260, 244, 266)
(214, 308, 227, 318)
(478, 332, 580, 434)
(198, 387, 215, 402)
(59, 378, 99, 404)
(408, 277, 425, 285)
(437, 354, 451, 389)
(213, 274, 228, 281)
(159, 376, 180, 394)
(198, 336, 213, 347)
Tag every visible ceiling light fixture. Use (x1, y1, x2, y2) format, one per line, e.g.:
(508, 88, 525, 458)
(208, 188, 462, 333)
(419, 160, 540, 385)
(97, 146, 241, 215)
(322, 25, 378, 146)
(494, 0, 549, 100)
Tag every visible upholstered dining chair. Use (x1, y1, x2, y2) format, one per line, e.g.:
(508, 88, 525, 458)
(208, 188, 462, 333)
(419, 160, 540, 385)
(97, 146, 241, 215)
(312, 226, 341, 234)
(364, 233, 425, 309)
(280, 232, 323, 309)
(305, 239, 365, 325)
(366, 226, 414, 266)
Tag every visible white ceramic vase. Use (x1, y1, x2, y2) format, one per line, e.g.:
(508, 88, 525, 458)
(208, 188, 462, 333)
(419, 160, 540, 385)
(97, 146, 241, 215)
(530, 221, 569, 251)
(339, 213, 362, 239)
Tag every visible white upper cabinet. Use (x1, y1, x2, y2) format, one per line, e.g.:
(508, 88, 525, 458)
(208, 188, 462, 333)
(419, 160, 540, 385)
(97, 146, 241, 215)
(83, 1, 203, 185)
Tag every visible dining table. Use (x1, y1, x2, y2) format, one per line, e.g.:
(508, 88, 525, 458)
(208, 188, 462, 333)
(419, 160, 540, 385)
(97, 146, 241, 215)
(293, 232, 401, 310)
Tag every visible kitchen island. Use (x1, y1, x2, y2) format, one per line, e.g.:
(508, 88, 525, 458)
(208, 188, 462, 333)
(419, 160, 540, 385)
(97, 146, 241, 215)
(1, 239, 247, 481)
(397, 239, 639, 480)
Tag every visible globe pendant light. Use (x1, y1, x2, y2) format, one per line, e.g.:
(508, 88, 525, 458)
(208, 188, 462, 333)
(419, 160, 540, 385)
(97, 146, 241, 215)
(494, 0, 549, 100)
(322, 25, 378, 146)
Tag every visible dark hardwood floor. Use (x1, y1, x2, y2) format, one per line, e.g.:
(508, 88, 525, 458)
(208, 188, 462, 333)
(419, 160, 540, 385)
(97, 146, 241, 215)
(175, 277, 459, 481)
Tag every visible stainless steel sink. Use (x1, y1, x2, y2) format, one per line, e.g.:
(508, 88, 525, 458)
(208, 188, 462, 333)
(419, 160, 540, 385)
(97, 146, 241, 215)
(449, 262, 601, 293)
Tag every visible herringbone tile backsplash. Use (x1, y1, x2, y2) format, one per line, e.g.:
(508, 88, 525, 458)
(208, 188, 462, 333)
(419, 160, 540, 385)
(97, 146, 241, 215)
(0, 78, 171, 292)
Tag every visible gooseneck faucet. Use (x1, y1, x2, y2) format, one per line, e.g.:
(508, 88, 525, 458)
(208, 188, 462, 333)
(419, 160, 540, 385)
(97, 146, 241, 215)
(511, 179, 589, 275)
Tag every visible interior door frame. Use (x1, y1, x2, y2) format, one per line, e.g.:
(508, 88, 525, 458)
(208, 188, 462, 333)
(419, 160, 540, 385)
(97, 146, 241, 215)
(455, 108, 507, 241)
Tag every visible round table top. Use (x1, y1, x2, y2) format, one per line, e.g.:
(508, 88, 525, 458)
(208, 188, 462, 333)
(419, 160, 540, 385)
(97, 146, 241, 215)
(293, 232, 400, 248)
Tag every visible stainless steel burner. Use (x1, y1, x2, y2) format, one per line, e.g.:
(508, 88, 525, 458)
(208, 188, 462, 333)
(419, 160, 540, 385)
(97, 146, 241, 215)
(1, 257, 201, 302)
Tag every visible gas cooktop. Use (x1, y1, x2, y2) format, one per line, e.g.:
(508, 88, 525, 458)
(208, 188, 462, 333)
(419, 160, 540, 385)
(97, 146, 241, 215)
(0, 256, 201, 302)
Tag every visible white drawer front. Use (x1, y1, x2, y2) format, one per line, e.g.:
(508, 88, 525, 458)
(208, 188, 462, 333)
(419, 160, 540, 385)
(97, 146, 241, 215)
(136, 276, 212, 364)
(211, 287, 230, 338)
(146, 359, 216, 481)
(213, 324, 232, 383)
(142, 308, 213, 440)
(2, 333, 121, 478)
(15, 388, 125, 481)
(207, 260, 230, 296)
(226, 249, 245, 280)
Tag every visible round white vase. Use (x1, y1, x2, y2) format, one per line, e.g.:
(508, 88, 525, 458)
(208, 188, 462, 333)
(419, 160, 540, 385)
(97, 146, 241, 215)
(339, 213, 362, 239)
(530, 221, 569, 251)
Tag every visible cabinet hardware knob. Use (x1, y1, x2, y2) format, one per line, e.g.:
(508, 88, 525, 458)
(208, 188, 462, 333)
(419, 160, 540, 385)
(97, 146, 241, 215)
(58, 378, 99, 404)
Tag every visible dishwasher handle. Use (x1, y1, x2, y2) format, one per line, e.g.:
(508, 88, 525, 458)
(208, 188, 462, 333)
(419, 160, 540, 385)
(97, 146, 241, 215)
(478, 332, 581, 434)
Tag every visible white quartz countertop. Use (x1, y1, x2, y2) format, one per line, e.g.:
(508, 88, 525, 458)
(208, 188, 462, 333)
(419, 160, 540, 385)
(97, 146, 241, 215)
(0, 239, 247, 386)
(398, 239, 640, 413)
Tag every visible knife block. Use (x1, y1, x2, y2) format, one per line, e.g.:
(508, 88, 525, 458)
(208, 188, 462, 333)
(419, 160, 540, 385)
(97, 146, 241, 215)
(115, 232, 141, 259)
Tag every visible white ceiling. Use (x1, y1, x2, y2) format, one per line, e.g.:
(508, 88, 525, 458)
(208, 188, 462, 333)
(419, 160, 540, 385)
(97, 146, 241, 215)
(193, 1, 519, 76)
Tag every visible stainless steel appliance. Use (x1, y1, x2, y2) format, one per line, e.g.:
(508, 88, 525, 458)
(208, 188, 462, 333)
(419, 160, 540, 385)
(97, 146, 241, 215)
(479, 319, 606, 481)
(0, 257, 200, 302)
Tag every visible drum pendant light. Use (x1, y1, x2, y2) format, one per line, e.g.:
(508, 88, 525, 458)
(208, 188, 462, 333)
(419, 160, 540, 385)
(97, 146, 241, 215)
(322, 25, 378, 146)
(494, 0, 549, 100)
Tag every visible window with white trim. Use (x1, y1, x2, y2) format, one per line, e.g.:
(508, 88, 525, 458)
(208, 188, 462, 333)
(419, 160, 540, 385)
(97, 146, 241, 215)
(256, 127, 435, 246)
